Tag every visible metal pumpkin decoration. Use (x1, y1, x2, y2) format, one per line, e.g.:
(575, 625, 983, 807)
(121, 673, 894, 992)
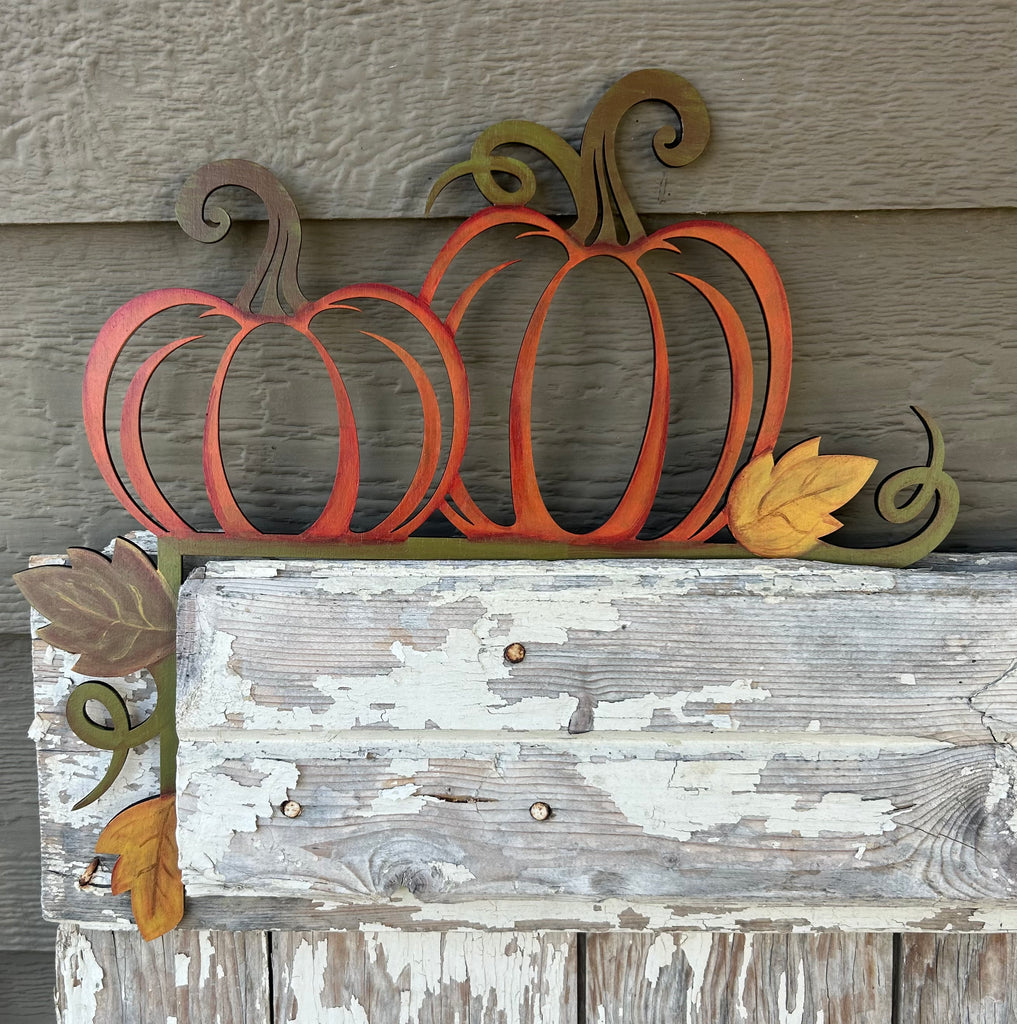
(15, 69, 961, 943)
(423, 69, 792, 545)
(84, 160, 469, 543)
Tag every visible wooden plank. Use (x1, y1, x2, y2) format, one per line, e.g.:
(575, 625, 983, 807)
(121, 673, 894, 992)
(54, 925, 269, 1024)
(3, 1, 1014, 222)
(31, 583, 162, 929)
(587, 932, 891, 1023)
(35, 554, 1017, 930)
(272, 931, 576, 1023)
(0, 632, 58, 951)
(2, 207, 1016, 632)
(0, 950, 57, 1024)
(177, 558, 1017, 742)
(175, 735, 1017, 908)
(168, 558, 1017, 924)
(898, 934, 1017, 1023)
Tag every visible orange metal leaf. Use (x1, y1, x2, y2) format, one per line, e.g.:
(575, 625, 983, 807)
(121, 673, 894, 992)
(727, 438, 877, 557)
(95, 793, 183, 941)
(14, 538, 176, 676)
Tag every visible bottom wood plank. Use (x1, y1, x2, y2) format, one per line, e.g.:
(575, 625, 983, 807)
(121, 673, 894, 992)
(272, 931, 577, 1024)
(54, 925, 269, 1024)
(899, 934, 1017, 1023)
(586, 932, 892, 1024)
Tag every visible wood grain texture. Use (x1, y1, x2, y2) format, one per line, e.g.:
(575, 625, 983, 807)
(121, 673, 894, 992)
(272, 931, 576, 1023)
(3, 0, 1014, 222)
(2, 208, 1015, 631)
(177, 558, 1017, 742)
(168, 558, 1017, 924)
(586, 932, 891, 1023)
(175, 737, 1017, 907)
(31, 598, 161, 930)
(35, 554, 1017, 931)
(54, 925, 269, 1024)
(0, 950, 57, 1024)
(898, 934, 1017, 1023)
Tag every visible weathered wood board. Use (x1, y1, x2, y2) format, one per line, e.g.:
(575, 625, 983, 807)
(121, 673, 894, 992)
(47, 927, 1017, 1024)
(168, 556, 1017, 930)
(586, 932, 892, 1023)
(4, 1, 1015, 223)
(898, 933, 1017, 1024)
(54, 925, 269, 1024)
(272, 931, 577, 1024)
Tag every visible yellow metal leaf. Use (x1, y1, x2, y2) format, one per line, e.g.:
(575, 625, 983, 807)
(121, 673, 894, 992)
(95, 793, 183, 941)
(727, 438, 877, 557)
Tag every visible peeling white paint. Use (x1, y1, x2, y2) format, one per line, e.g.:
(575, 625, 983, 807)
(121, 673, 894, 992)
(320, 895, 1017, 933)
(576, 757, 898, 841)
(781, 960, 808, 1024)
(176, 751, 299, 881)
(428, 861, 476, 885)
(741, 566, 897, 596)
(177, 624, 250, 726)
(57, 928, 104, 1024)
(363, 782, 427, 817)
(681, 933, 714, 1004)
(174, 952, 190, 987)
(198, 931, 216, 990)
(36, 556, 1017, 933)
(287, 937, 363, 1024)
(602, 678, 770, 731)
(640, 932, 677, 985)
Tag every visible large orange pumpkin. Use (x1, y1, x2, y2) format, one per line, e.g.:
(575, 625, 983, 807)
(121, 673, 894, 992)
(423, 70, 792, 543)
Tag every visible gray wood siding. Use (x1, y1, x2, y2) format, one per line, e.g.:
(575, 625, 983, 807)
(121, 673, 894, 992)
(0, 634, 56, 950)
(2, 1, 1014, 223)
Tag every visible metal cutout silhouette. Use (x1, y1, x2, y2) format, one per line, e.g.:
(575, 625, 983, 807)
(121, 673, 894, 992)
(80, 69, 958, 565)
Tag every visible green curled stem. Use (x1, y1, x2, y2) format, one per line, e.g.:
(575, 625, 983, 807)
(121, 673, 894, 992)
(427, 69, 710, 246)
(804, 407, 960, 568)
(66, 654, 177, 809)
(427, 120, 581, 214)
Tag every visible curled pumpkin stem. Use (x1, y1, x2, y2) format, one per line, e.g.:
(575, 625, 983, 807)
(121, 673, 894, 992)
(427, 69, 710, 247)
(175, 159, 308, 316)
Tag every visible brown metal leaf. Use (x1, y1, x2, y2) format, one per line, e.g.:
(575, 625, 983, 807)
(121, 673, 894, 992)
(15, 538, 175, 676)
(95, 793, 184, 941)
(727, 438, 878, 557)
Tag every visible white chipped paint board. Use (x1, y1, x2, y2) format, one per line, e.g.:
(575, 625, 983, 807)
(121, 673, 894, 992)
(169, 557, 1017, 926)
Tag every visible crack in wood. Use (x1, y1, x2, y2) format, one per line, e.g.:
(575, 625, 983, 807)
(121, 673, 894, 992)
(420, 792, 499, 804)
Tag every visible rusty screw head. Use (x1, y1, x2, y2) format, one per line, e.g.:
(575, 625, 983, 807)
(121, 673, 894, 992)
(504, 642, 526, 664)
(77, 857, 101, 889)
(281, 800, 302, 818)
(529, 801, 551, 821)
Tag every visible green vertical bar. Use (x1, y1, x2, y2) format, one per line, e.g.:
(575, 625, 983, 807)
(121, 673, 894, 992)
(155, 539, 182, 795)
